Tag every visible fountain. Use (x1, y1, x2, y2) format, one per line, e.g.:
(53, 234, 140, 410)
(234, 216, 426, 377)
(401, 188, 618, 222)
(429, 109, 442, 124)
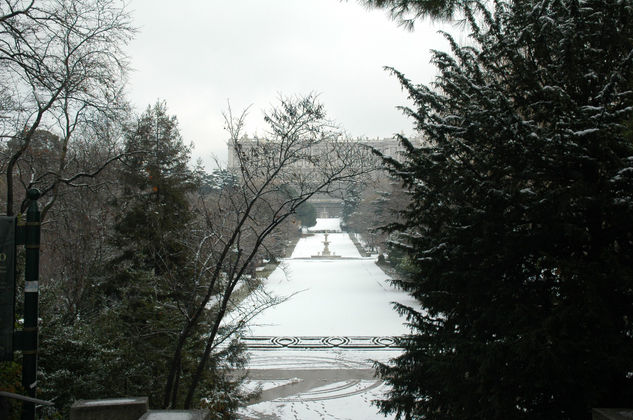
(321, 233, 332, 257)
(311, 232, 341, 259)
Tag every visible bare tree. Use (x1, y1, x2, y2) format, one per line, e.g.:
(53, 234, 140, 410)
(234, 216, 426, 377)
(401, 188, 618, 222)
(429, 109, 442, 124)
(160, 95, 374, 408)
(38, 143, 121, 322)
(0, 0, 133, 217)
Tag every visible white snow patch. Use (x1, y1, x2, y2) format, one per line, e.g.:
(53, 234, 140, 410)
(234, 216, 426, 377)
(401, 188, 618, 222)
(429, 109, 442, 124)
(241, 231, 415, 420)
(247, 232, 414, 337)
(247, 349, 401, 369)
(247, 258, 413, 336)
(241, 381, 395, 420)
(308, 218, 342, 232)
(143, 414, 197, 420)
(242, 378, 303, 393)
(573, 128, 599, 136)
(81, 398, 138, 406)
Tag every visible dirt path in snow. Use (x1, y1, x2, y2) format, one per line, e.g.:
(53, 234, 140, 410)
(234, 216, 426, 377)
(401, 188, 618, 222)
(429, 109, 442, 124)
(247, 369, 378, 404)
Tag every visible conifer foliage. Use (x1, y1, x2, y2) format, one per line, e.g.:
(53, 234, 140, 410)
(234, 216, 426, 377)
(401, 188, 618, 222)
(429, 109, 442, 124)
(95, 102, 201, 404)
(376, 0, 633, 418)
(113, 101, 197, 276)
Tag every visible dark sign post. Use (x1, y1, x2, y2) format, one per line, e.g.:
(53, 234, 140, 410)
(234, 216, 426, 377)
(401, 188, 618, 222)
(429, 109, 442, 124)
(0, 190, 41, 420)
(0, 216, 16, 361)
(21, 189, 41, 420)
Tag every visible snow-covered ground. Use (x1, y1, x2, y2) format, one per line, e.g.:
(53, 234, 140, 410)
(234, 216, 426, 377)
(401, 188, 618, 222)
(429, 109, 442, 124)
(307, 218, 343, 232)
(241, 380, 394, 420)
(241, 219, 414, 419)
(246, 256, 410, 336)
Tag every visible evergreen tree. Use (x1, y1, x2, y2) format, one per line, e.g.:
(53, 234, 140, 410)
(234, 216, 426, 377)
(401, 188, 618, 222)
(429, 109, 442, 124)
(113, 101, 197, 276)
(360, 0, 466, 24)
(342, 181, 363, 226)
(200, 168, 238, 194)
(376, 0, 633, 418)
(296, 200, 317, 228)
(90, 102, 200, 404)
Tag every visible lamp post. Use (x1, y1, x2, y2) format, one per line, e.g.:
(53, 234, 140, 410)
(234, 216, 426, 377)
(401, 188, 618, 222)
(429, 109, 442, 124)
(0, 189, 41, 419)
(21, 188, 41, 420)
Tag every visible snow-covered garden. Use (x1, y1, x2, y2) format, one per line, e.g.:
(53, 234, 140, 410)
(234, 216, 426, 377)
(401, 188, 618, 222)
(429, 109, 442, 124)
(240, 219, 415, 419)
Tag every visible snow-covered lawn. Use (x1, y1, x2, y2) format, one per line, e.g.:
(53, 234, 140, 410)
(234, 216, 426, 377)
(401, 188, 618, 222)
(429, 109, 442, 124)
(247, 224, 413, 336)
(246, 257, 410, 336)
(240, 219, 414, 419)
(307, 217, 343, 232)
(241, 381, 393, 420)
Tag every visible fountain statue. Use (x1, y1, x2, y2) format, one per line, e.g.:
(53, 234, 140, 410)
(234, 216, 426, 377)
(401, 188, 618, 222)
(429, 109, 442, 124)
(310, 232, 341, 259)
(322, 233, 332, 256)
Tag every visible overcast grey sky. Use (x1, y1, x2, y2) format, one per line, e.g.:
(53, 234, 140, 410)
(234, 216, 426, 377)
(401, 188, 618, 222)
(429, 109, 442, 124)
(126, 0, 457, 167)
